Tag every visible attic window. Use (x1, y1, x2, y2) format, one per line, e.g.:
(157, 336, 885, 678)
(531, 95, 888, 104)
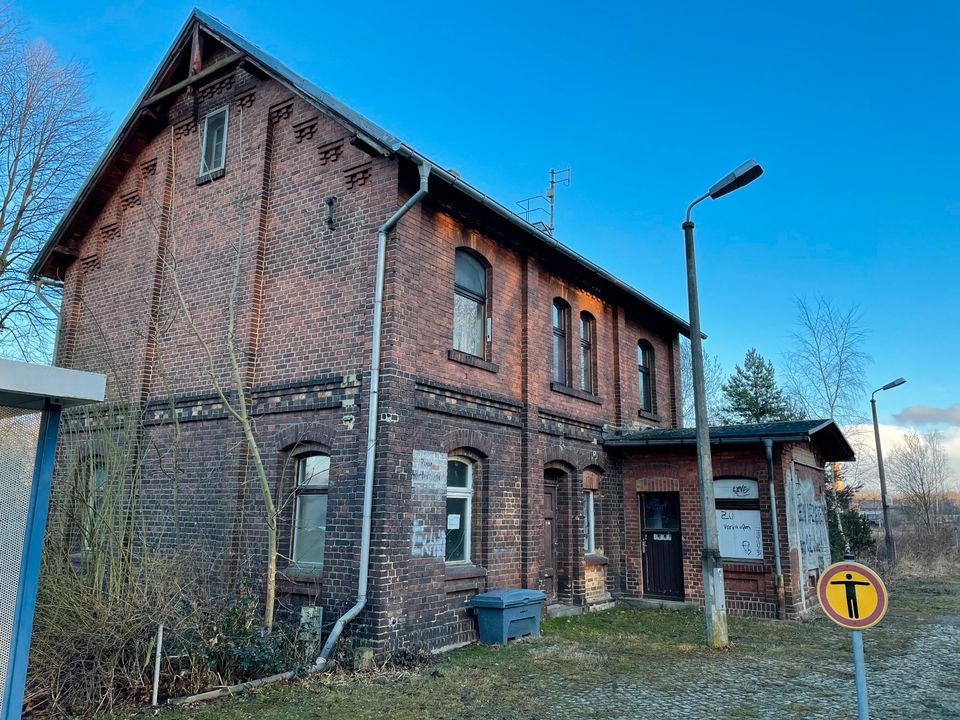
(198, 106, 228, 180)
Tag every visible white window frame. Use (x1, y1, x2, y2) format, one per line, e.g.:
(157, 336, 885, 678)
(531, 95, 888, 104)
(445, 457, 473, 564)
(582, 489, 596, 554)
(198, 105, 229, 176)
(291, 453, 330, 567)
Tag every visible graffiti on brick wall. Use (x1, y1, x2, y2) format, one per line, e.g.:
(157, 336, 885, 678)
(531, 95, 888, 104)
(792, 474, 830, 573)
(410, 450, 446, 558)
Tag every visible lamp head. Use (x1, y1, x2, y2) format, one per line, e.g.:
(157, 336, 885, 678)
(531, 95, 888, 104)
(881, 377, 907, 391)
(707, 160, 764, 200)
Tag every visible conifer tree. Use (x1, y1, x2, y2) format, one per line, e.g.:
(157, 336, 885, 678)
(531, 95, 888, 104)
(720, 348, 800, 424)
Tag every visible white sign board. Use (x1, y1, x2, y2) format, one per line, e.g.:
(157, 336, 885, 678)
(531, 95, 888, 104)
(716, 509, 763, 559)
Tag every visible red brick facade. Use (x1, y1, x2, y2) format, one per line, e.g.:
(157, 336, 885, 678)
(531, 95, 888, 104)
(39, 14, 838, 653)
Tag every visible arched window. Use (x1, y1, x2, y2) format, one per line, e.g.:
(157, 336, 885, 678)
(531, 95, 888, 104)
(292, 454, 330, 566)
(453, 249, 487, 358)
(446, 458, 473, 563)
(637, 341, 654, 413)
(579, 312, 596, 393)
(552, 299, 571, 385)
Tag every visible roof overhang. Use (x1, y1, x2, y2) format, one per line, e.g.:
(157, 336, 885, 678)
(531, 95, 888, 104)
(0, 359, 106, 411)
(604, 419, 856, 462)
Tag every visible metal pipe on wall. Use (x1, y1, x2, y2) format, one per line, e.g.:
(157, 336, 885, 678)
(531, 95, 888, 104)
(315, 160, 432, 667)
(763, 439, 786, 619)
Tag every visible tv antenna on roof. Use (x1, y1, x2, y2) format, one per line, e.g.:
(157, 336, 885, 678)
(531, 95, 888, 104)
(515, 166, 571, 235)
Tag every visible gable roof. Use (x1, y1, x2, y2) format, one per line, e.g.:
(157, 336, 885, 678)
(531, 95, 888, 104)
(28, 9, 690, 336)
(603, 419, 856, 462)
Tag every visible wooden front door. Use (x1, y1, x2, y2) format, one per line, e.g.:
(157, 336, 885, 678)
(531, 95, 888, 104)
(542, 482, 558, 601)
(640, 492, 684, 600)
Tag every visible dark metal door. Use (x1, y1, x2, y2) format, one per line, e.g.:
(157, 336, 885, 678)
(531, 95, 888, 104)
(542, 483, 557, 601)
(640, 492, 683, 600)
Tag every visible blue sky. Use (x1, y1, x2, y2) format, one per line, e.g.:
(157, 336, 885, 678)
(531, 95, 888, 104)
(20, 1, 959, 429)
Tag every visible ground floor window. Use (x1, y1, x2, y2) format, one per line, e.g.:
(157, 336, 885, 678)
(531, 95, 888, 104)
(446, 458, 473, 563)
(715, 478, 763, 560)
(582, 490, 596, 553)
(292, 454, 330, 566)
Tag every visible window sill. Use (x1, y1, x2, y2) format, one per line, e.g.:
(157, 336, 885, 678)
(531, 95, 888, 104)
(550, 382, 602, 405)
(278, 564, 324, 582)
(196, 167, 226, 185)
(448, 349, 499, 373)
(638, 409, 661, 422)
(445, 563, 487, 581)
(584, 553, 609, 567)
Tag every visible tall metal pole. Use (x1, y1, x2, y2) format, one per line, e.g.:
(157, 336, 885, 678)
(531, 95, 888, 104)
(851, 630, 870, 720)
(870, 395, 896, 561)
(682, 215, 728, 648)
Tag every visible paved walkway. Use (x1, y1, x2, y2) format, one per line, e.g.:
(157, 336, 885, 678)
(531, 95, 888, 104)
(537, 613, 960, 719)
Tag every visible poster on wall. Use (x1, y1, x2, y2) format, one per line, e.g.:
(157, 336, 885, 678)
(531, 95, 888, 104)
(715, 509, 764, 560)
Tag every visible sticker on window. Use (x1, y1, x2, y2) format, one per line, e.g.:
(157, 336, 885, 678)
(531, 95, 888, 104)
(447, 514, 461, 530)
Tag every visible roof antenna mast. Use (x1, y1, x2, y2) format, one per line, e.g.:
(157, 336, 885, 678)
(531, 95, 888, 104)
(516, 165, 571, 235)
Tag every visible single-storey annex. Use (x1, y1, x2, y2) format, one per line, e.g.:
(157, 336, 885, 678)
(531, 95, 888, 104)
(29, 10, 853, 652)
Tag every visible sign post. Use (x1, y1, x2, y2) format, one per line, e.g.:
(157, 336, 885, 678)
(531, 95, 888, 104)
(817, 560, 889, 720)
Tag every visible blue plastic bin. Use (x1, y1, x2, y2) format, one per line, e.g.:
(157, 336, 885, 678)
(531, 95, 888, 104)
(468, 588, 547, 645)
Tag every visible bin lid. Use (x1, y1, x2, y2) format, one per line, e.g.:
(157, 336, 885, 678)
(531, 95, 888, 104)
(468, 588, 547, 609)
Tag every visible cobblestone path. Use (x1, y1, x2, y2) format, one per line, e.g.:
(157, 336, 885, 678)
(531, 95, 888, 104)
(532, 610, 960, 719)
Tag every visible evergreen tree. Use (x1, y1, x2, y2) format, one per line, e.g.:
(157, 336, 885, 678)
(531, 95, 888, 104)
(720, 348, 800, 424)
(826, 484, 876, 561)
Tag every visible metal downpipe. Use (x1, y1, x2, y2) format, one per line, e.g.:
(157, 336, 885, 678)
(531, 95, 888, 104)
(764, 439, 786, 619)
(315, 160, 432, 667)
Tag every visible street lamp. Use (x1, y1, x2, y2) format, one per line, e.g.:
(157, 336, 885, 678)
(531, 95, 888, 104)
(871, 377, 905, 562)
(683, 159, 764, 649)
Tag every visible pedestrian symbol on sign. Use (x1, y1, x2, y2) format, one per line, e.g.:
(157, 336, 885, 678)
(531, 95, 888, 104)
(830, 573, 872, 619)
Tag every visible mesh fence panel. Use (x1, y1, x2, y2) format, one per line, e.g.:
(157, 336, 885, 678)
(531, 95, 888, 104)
(0, 406, 41, 709)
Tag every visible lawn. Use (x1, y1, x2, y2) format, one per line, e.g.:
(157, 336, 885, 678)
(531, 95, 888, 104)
(165, 578, 960, 720)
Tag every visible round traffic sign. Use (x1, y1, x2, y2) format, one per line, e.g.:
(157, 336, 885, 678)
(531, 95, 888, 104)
(817, 561, 888, 630)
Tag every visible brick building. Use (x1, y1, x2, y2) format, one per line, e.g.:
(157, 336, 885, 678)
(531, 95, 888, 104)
(29, 11, 852, 653)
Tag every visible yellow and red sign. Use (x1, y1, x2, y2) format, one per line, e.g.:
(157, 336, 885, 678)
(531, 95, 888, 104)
(817, 561, 888, 630)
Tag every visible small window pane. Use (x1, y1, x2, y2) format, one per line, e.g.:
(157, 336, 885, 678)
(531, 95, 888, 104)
(298, 455, 330, 487)
(553, 333, 566, 383)
(643, 494, 679, 531)
(582, 491, 595, 553)
(580, 344, 592, 391)
(579, 316, 591, 342)
(293, 493, 327, 564)
(553, 302, 565, 331)
(445, 497, 468, 561)
(454, 250, 485, 296)
(447, 460, 469, 488)
(201, 109, 227, 173)
(453, 293, 484, 357)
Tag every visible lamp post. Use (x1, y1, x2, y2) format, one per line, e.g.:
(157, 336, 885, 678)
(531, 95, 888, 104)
(871, 377, 905, 562)
(683, 159, 763, 649)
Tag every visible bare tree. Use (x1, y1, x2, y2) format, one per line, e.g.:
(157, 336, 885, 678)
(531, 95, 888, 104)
(161, 107, 280, 630)
(785, 296, 870, 425)
(785, 296, 871, 555)
(679, 337, 724, 427)
(0, 9, 104, 359)
(889, 430, 951, 532)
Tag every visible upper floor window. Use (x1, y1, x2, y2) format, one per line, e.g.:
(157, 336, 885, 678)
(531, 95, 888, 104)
(552, 299, 571, 385)
(579, 312, 596, 393)
(453, 249, 487, 358)
(199, 106, 229, 177)
(637, 341, 654, 413)
(292, 453, 330, 566)
(446, 458, 473, 563)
